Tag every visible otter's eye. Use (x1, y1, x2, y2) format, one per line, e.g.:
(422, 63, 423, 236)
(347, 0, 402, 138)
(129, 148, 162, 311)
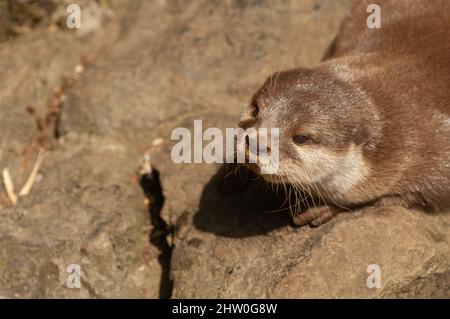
(249, 101, 259, 118)
(293, 134, 309, 145)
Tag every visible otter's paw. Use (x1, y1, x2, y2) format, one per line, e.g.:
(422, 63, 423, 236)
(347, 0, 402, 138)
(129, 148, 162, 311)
(293, 205, 337, 227)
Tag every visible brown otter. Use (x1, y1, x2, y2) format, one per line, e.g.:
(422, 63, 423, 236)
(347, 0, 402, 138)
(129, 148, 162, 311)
(227, 0, 450, 226)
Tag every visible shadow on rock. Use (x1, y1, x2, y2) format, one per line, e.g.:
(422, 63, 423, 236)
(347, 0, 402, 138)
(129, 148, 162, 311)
(193, 165, 295, 238)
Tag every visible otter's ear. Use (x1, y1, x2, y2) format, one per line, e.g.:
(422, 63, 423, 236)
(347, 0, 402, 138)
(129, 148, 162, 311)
(243, 100, 259, 118)
(239, 101, 259, 128)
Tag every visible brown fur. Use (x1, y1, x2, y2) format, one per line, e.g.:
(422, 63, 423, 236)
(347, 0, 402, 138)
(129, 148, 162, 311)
(236, 0, 450, 225)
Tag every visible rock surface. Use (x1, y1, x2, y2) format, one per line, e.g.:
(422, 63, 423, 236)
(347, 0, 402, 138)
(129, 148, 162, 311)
(1, 0, 449, 298)
(0, 1, 160, 298)
(173, 202, 450, 298)
(0, 185, 159, 298)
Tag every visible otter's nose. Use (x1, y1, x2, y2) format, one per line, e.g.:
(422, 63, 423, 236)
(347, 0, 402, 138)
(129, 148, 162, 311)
(238, 118, 256, 130)
(245, 132, 271, 156)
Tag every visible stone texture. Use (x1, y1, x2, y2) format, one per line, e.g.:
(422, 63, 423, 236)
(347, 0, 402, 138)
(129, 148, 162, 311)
(171, 186, 450, 298)
(61, 0, 351, 141)
(0, 1, 121, 203)
(0, 185, 159, 298)
(0, 1, 160, 298)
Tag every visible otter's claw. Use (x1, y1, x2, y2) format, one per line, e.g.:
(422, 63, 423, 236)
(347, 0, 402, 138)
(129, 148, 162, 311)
(293, 205, 337, 227)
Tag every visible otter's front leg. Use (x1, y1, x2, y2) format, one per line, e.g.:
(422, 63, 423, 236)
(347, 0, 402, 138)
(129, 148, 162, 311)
(293, 205, 340, 227)
(372, 194, 422, 210)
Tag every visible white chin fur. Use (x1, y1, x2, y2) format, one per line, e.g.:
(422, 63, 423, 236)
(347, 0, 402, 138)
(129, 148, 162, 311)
(264, 144, 369, 193)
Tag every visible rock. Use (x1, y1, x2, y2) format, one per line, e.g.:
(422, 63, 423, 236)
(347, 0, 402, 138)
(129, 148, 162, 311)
(272, 207, 450, 298)
(0, 11, 120, 204)
(0, 32, 87, 197)
(61, 0, 351, 141)
(20, 132, 163, 298)
(0, 2, 161, 298)
(172, 197, 450, 298)
(0, 185, 160, 298)
(0, 1, 10, 43)
(35, 133, 142, 198)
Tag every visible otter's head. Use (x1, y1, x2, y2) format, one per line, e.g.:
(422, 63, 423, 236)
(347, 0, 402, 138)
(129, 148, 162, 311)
(238, 68, 377, 193)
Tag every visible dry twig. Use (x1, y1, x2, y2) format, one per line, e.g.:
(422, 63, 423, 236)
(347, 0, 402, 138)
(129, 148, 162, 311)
(19, 148, 46, 196)
(2, 168, 18, 206)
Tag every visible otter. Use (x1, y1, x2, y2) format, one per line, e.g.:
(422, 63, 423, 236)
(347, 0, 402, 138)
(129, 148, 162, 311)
(225, 0, 450, 226)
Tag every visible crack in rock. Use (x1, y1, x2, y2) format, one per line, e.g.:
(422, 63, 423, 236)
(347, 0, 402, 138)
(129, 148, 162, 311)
(140, 166, 174, 299)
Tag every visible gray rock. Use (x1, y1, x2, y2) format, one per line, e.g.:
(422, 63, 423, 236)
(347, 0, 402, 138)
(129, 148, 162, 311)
(172, 203, 450, 298)
(61, 0, 350, 142)
(0, 2, 161, 298)
(0, 12, 120, 202)
(0, 185, 160, 298)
